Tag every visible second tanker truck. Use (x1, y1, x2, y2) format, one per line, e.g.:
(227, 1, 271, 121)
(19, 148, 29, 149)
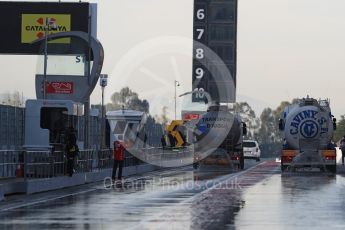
(279, 96, 337, 173)
(193, 104, 247, 170)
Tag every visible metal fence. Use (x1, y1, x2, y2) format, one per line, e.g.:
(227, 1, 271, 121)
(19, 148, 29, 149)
(0, 150, 21, 178)
(0, 104, 164, 150)
(141, 147, 193, 166)
(0, 149, 142, 180)
(0, 105, 25, 149)
(0, 146, 197, 181)
(143, 116, 164, 148)
(78, 116, 102, 150)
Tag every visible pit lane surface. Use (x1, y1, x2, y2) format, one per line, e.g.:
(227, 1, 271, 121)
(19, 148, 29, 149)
(1, 159, 344, 229)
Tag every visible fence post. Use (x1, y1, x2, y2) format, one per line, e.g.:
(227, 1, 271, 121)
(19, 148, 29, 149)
(88, 150, 91, 172)
(6, 106, 8, 149)
(23, 151, 27, 181)
(97, 150, 100, 170)
(51, 150, 55, 177)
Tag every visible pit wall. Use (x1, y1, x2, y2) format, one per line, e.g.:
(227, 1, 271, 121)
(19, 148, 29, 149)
(0, 164, 158, 201)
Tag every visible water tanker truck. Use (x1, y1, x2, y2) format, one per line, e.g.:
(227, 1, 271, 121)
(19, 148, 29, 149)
(279, 97, 337, 172)
(194, 105, 247, 170)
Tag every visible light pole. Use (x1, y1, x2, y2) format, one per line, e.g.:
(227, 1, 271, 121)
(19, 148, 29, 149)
(174, 80, 180, 120)
(43, 17, 57, 99)
(100, 74, 108, 149)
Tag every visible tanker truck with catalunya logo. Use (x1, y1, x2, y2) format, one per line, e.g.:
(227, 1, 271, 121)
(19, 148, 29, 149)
(278, 96, 337, 172)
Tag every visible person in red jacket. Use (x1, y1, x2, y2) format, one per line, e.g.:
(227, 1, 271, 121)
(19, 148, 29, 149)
(112, 137, 125, 181)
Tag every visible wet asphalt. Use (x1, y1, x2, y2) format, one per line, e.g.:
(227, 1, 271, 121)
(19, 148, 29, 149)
(1, 159, 345, 230)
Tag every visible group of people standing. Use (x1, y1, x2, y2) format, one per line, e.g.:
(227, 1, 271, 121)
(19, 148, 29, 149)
(62, 125, 127, 181)
(63, 132, 127, 182)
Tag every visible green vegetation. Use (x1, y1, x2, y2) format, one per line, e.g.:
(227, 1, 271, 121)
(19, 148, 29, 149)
(106, 87, 150, 113)
(333, 115, 345, 143)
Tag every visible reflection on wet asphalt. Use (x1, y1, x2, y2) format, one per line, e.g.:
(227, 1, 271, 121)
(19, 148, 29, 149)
(1, 160, 345, 229)
(0, 165, 248, 230)
(234, 173, 345, 230)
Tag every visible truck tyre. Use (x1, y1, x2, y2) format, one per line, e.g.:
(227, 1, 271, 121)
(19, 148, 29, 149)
(281, 161, 287, 172)
(331, 165, 337, 173)
(193, 163, 199, 170)
(326, 165, 336, 173)
(256, 157, 260, 162)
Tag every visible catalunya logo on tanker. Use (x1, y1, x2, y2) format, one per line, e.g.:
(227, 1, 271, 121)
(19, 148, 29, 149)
(289, 109, 328, 138)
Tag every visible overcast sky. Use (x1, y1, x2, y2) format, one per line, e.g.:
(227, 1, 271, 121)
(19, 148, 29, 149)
(1, 0, 345, 119)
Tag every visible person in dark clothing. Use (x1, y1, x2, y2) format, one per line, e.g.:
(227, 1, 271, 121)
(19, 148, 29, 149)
(65, 126, 78, 176)
(65, 142, 79, 177)
(66, 126, 77, 145)
(112, 137, 125, 181)
(168, 133, 176, 147)
(161, 135, 167, 149)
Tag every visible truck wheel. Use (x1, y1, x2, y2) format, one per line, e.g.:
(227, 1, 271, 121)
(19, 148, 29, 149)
(193, 163, 199, 170)
(281, 162, 287, 172)
(326, 165, 337, 173)
(256, 157, 260, 162)
(331, 165, 337, 173)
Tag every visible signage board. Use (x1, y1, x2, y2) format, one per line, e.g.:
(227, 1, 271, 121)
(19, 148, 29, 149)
(46, 82, 74, 94)
(0, 1, 91, 54)
(21, 14, 71, 44)
(192, 0, 237, 103)
(183, 113, 201, 121)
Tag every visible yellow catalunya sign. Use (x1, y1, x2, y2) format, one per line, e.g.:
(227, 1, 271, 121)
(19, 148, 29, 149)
(21, 14, 71, 43)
